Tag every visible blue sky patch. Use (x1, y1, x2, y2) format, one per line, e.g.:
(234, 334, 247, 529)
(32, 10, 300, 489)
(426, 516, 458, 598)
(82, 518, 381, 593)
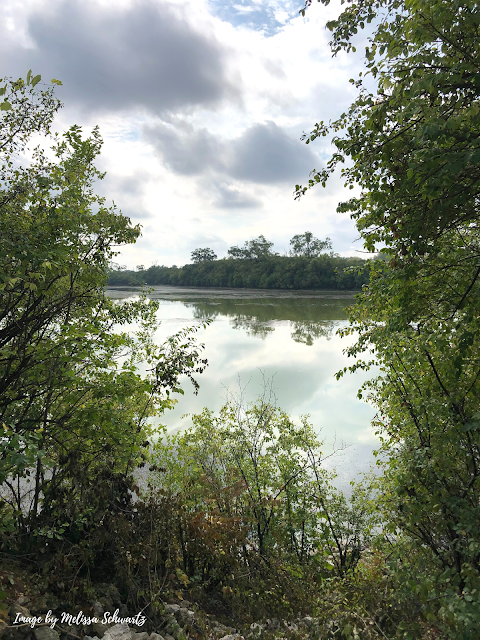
(208, 0, 299, 35)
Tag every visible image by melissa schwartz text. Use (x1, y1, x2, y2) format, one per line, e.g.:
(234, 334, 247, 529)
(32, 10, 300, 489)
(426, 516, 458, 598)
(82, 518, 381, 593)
(13, 609, 147, 629)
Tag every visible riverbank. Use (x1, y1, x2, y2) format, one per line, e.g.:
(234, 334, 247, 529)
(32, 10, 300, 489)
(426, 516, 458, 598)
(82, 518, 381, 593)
(0, 559, 386, 640)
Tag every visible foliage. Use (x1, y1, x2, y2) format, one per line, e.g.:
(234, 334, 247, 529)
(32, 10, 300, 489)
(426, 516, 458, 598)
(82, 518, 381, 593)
(227, 235, 277, 260)
(289, 232, 333, 258)
(149, 394, 379, 620)
(191, 248, 217, 263)
(298, 0, 480, 636)
(338, 260, 480, 635)
(0, 71, 61, 161)
(153, 397, 319, 559)
(108, 254, 369, 290)
(0, 73, 209, 545)
(298, 0, 480, 262)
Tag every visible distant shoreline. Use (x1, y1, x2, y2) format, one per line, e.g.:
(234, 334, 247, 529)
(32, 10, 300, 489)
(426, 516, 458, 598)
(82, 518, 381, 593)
(107, 255, 370, 290)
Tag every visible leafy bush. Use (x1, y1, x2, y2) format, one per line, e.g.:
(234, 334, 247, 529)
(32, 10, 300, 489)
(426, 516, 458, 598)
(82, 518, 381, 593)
(149, 394, 379, 620)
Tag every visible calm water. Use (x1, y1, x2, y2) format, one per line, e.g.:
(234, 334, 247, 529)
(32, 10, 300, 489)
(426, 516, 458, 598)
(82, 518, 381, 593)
(107, 286, 379, 485)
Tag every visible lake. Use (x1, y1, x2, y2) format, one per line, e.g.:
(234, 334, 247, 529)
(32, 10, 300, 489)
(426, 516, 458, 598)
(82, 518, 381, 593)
(107, 286, 379, 487)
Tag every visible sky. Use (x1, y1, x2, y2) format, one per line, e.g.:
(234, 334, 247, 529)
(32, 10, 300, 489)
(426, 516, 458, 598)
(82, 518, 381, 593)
(1, 0, 370, 269)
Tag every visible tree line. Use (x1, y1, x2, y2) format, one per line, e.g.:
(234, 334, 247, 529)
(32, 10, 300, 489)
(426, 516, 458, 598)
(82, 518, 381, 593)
(191, 232, 333, 262)
(108, 251, 370, 290)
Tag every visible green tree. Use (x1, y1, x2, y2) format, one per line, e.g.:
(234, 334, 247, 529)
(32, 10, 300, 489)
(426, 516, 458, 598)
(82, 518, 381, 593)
(153, 397, 328, 564)
(228, 235, 277, 260)
(245, 235, 277, 259)
(226, 245, 249, 259)
(297, 0, 480, 312)
(338, 251, 480, 629)
(191, 247, 217, 263)
(152, 392, 376, 578)
(0, 73, 209, 541)
(298, 0, 480, 635)
(289, 231, 332, 258)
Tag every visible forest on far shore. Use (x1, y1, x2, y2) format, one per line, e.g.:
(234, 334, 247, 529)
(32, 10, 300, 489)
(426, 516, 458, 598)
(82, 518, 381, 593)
(108, 255, 370, 290)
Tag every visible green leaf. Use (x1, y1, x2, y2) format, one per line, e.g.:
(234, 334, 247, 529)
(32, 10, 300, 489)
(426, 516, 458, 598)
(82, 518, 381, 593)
(1, 102, 12, 111)
(463, 412, 480, 432)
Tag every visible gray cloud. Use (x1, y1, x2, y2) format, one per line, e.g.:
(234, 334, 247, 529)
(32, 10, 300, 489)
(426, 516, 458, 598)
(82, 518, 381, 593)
(96, 171, 154, 219)
(145, 123, 223, 175)
(186, 232, 228, 254)
(3, 0, 238, 114)
(111, 173, 151, 199)
(212, 183, 263, 209)
(117, 206, 153, 221)
(144, 120, 318, 186)
(229, 121, 316, 184)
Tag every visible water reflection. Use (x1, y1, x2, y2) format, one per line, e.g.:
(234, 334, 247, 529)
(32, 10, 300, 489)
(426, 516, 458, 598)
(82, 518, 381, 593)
(291, 320, 335, 345)
(106, 286, 378, 487)
(183, 296, 350, 345)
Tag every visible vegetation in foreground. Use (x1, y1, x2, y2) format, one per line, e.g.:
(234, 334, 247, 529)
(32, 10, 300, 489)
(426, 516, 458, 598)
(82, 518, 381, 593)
(2, 0, 480, 637)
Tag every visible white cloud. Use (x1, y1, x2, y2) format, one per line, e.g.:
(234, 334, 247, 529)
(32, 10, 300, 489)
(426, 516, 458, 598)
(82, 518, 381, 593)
(232, 4, 258, 13)
(1, 0, 369, 268)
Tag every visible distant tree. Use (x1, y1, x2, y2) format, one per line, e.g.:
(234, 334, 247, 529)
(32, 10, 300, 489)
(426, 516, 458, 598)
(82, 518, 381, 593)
(289, 232, 332, 258)
(246, 235, 277, 259)
(228, 235, 276, 260)
(110, 262, 127, 271)
(227, 245, 249, 259)
(191, 247, 217, 263)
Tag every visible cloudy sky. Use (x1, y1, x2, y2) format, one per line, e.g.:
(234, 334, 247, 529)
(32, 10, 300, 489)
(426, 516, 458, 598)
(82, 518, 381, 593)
(2, 0, 368, 268)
